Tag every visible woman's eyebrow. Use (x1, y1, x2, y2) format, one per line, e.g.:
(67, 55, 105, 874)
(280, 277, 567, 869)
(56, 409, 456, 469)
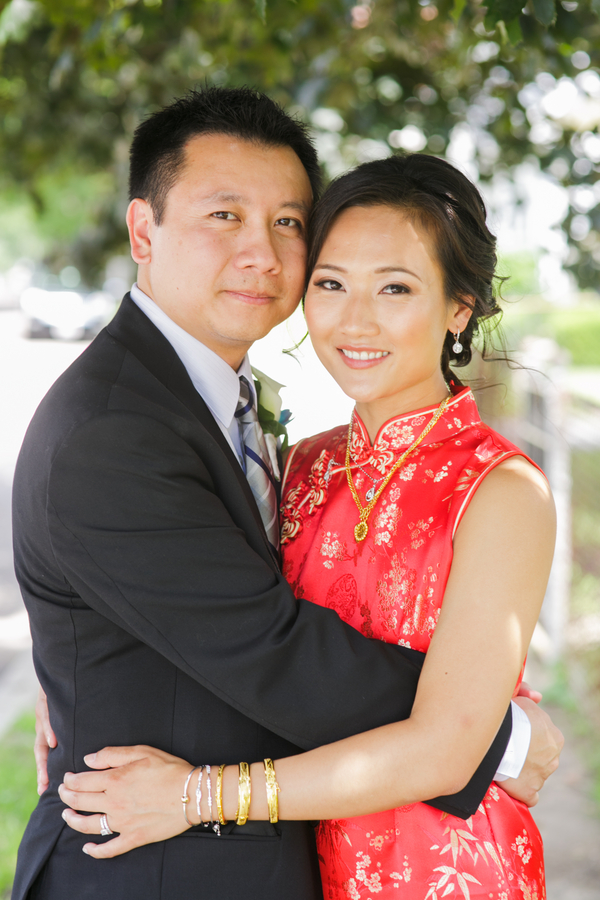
(374, 265, 422, 282)
(314, 263, 422, 282)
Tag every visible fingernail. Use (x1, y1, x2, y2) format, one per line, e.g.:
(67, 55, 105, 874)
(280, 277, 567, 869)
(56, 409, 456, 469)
(82, 846, 90, 855)
(84, 753, 96, 763)
(61, 809, 68, 821)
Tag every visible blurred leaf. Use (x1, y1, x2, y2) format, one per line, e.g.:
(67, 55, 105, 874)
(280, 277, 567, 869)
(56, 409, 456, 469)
(532, 0, 557, 26)
(451, 0, 467, 23)
(485, 0, 525, 27)
(255, 0, 267, 24)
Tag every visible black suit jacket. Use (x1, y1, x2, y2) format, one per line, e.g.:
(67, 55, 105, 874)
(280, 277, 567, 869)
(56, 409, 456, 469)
(12, 296, 511, 900)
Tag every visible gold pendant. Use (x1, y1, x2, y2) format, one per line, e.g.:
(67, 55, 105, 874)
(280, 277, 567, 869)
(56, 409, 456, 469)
(354, 521, 368, 542)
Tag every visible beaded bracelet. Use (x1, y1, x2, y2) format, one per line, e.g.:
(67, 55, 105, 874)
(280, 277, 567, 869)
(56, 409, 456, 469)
(263, 758, 280, 824)
(235, 761, 251, 826)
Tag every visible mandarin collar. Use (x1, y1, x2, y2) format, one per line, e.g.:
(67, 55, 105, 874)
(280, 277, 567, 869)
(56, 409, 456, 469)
(350, 387, 481, 467)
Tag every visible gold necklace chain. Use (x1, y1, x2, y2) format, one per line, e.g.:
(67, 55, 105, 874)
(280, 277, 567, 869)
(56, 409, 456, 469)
(345, 395, 451, 543)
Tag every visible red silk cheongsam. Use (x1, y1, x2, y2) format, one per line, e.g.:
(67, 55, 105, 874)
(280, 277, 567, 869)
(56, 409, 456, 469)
(281, 387, 545, 900)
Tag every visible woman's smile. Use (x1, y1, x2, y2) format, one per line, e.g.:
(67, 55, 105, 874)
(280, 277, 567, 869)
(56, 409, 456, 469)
(339, 346, 391, 366)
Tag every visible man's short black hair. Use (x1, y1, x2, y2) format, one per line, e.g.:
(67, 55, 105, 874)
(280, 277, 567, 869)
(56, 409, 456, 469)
(129, 86, 321, 223)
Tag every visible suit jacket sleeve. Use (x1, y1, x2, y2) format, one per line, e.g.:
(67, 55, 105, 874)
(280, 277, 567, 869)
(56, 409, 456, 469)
(47, 410, 511, 817)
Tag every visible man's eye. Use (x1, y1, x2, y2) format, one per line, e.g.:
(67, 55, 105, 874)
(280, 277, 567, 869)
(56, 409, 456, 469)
(381, 283, 409, 294)
(276, 217, 302, 229)
(315, 279, 343, 291)
(212, 211, 238, 220)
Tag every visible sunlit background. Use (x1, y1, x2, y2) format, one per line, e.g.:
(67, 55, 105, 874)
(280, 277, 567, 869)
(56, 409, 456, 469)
(1, 0, 600, 896)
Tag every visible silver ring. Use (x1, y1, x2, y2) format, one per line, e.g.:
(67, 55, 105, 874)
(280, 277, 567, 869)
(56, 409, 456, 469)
(99, 814, 113, 836)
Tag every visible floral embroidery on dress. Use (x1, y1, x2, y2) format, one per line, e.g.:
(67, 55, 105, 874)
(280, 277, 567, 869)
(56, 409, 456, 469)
(280, 448, 336, 545)
(326, 573, 359, 619)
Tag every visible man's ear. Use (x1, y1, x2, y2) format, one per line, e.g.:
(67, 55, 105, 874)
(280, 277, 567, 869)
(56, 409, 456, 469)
(126, 199, 154, 265)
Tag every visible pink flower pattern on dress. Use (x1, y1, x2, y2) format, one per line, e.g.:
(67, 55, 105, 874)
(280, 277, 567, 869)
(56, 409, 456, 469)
(282, 388, 546, 899)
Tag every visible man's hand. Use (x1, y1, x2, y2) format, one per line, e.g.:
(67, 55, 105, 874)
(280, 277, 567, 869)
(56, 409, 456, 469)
(35, 686, 57, 795)
(501, 697, 564, 807)
(516, 680, 543, 704)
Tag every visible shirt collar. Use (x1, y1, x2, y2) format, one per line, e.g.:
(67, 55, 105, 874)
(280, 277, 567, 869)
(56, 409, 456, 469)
(129, 283, 253, 429)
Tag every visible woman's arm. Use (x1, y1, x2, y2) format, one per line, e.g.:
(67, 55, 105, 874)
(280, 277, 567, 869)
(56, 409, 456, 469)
(60, 456, 557, 855)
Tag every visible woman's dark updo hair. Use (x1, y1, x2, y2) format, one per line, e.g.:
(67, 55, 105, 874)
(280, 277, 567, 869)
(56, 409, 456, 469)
(306, 154, 502, 387)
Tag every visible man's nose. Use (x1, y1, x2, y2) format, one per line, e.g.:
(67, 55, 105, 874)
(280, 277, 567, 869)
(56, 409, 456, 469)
(235, 225, 282, 274)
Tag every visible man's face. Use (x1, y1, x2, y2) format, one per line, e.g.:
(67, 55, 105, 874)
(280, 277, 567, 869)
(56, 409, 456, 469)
(128, 133, 313, 368)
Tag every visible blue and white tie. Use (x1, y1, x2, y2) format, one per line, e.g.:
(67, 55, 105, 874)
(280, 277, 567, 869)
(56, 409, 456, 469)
(235, 375, 279, 552)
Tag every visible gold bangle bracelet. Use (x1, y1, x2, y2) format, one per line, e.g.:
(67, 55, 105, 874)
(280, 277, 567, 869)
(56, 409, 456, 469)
(263, 758, 280, 824)
(235, 761, 251, 826)
(216, 764, 228, 826)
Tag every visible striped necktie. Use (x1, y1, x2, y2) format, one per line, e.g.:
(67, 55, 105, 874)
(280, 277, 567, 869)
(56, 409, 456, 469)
(235, 375, 279, 552)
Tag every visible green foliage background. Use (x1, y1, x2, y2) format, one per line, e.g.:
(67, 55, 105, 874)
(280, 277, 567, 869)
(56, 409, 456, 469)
(0, 714, 38, 898)
(1, 0, 600, 286)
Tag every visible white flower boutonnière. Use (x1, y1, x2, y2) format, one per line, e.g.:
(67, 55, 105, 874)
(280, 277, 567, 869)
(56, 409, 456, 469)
(251, 367, 292, 482)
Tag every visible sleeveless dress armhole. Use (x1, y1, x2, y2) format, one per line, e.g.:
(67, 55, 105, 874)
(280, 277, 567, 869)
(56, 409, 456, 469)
(451, 449, 547, 540)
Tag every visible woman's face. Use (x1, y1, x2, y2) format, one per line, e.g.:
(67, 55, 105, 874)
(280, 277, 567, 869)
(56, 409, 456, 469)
(304, 204, 472, 431)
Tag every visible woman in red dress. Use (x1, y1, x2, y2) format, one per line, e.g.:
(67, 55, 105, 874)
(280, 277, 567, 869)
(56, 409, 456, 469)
(275, 154, 552, 899)
(59, 155, 556, 899)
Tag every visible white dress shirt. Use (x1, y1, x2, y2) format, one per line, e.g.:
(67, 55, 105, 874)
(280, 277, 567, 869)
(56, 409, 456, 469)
(130, 282, 253, 468)
(128, 283, 530, 781)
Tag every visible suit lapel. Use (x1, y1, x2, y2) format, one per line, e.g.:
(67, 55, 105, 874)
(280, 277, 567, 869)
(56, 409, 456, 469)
(106, 295, 279, 565)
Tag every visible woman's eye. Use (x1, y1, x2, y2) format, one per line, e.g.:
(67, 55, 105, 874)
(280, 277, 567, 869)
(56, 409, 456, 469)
(315, 279, 343, 291)
(381, 283, 409, 295)
(212, 211, 238, 220)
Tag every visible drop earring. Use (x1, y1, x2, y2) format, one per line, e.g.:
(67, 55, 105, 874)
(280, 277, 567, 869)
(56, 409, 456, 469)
(452, 330, 463, 354)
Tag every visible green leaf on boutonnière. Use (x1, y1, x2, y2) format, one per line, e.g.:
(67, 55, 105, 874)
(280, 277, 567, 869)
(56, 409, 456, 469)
(256, 401, 289, 450)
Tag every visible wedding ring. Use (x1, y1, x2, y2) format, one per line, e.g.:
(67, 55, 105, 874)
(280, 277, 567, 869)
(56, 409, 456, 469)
(99, 814, 114, 836)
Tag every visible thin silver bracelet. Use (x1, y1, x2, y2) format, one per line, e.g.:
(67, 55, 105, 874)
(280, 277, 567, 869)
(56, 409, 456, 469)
(195, 764, 204, 824)
(182, 765, 200, 827)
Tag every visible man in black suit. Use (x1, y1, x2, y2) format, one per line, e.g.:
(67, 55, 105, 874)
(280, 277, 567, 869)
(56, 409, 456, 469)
(12, 87, 560, 900)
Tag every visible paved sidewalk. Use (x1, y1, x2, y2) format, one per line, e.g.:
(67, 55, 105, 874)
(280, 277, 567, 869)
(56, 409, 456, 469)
(532, 701, 600, 900)
(525, 650, 600, 899)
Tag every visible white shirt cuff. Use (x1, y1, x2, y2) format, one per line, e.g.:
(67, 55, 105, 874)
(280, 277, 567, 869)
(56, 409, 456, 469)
(494, 701, 531, 782)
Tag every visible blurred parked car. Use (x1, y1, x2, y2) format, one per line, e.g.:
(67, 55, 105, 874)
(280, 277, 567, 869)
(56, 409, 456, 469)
(20, 287, 115, 340)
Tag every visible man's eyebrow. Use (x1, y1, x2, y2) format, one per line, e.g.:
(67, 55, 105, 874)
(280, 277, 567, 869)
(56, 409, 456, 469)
(197, 192, 309, 215)
(281, 200, 310, 215)
(199, 191, 245, 204)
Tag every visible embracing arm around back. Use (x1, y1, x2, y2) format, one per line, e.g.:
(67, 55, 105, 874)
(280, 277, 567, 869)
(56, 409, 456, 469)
(60, 456, 557, 853)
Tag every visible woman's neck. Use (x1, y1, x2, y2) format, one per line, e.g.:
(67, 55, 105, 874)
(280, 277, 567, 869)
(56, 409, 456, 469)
(355, 380, 452, 444)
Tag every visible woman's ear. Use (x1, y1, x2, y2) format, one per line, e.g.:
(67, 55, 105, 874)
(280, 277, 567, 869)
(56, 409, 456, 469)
(448, 299, 474, 335)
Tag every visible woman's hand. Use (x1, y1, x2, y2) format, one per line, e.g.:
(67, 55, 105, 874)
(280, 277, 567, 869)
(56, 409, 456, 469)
(58, 746, 194, 858)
